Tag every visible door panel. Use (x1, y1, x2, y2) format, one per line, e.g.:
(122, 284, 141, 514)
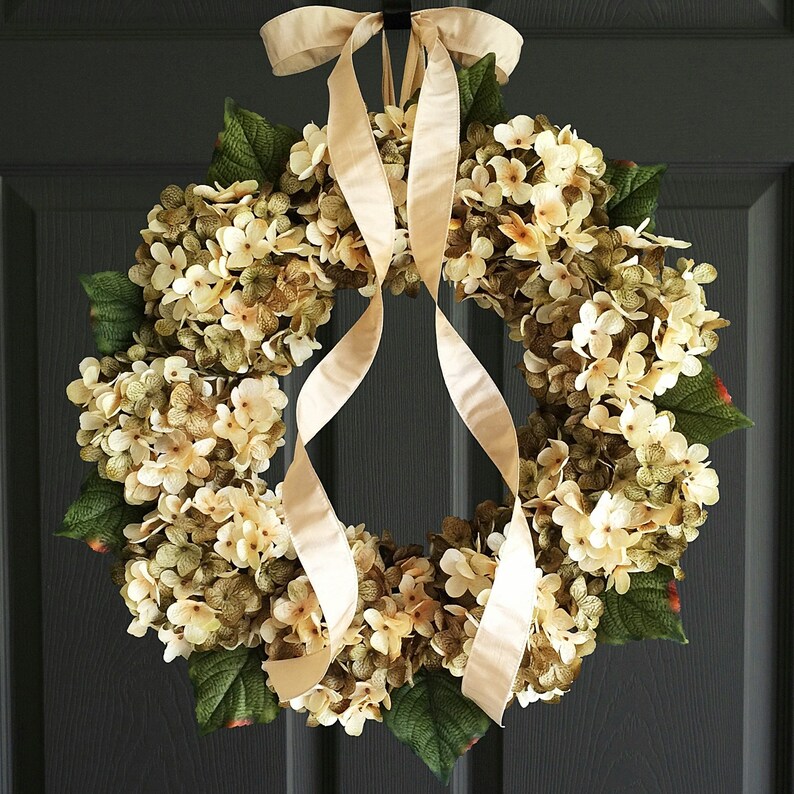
(1, 2, 792, 792)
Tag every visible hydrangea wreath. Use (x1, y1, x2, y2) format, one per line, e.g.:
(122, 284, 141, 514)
(63, 55, 752, 781)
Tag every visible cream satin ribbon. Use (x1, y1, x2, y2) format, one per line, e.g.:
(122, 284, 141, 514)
(260, 6, 535, 726)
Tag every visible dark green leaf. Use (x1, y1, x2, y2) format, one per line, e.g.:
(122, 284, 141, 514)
(602, 161, 667, 232)
(207, 97, 301, 187)
(59, 467, 148, 552)
(655, 358, 753, 445)
(404, 86, 421, 109)
(188, 646, 280, 735)
(383, 670, 490, 783)
(79, 271, 144, 356)
(457, 53, 508, 132)
(597, 566, 687, 645)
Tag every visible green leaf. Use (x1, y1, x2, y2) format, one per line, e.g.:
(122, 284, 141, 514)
(602, 161, 667, 233)
(457, 53, 508, 132)
(59, 467, 148, 552)
(654, 358, 753, 445)
(79, 271, 144, 356)
(597, 566, 687, 645)
(188, 646, 280, 735)
(383, 670, 491, 783)
(207, 97, 301, 187)
(404, 86, 421, 109)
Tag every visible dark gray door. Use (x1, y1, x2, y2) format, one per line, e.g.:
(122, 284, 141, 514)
(1, 1, 792, 792)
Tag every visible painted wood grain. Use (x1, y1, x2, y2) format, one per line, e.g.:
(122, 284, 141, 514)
(1, 0, 788, 31)
(2, 38, 794, 173)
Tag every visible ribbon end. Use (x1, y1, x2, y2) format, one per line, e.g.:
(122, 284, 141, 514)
(263, 647, 334, 703)
(461, 679, 506, 727)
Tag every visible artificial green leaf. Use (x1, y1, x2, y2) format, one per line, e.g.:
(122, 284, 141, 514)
(597, 566, 687, 645)
(457, 53, 508, 132)
(654, 358, 753, 445)
(404, 86, 421, 109)
(602, 161, 667, 232)
(383, 670, 490, 783)
(59, 467, 148, 552)
(79, 271, 144, 356)
(188, 646, 280, 735)
(207, 97, 301, 187)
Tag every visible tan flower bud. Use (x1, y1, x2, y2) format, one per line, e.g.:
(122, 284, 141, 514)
(386, 660, 408, 688)
(476, 142, 505, 165)
(105, 453, 132, 481)
(129, 260, 156, 287)
(79, 444, 105, 463)
(154, 318, 178, 338)
(623, 484, 648, 502)
(350, 657, 376, 681)
(127, 344, 147, 361)
(653, 465, 677, 484)
(279, 172, 302, 195)
(195, 345, 218, 368)
(195, 214, 221, 240)
(160, 184, 185, 209)
(274, 215, 293, 234)
(681, 501, 704, 526)
(181, 231, 202, 253)
(99, 356, 121, 378)
(649, 482, 675, 505)
(701, 330, 719, 352)
(228, 205, 253, 223)
(692, 263, 717, 284)
(458, 158, 476, 179)
(265, 558, 295, 586)
(639, 442, 666, 467)
(357, 578, 381, 603)
(636, 466, 657, 489)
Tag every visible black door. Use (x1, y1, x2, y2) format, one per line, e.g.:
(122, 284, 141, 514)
(1, 1, 792, 791)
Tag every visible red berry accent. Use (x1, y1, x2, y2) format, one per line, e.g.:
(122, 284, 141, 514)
(713, 374, 733, 405)
(462, 737, 481, 754)
(226, 718, 254, 729)
(667, 581, 681, 614)
(613, 159, 637, 168)
(86, 538, 110, 554)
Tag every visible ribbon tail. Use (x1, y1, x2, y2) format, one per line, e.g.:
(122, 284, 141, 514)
(407, 27, 537, 725)
(381, 32, 396, 107)
(462, 499, 537, 725)
(433, 308, 537, 725)
(399, 25, 426, 107)
(263, 439, 357, 701)
(264, 288, 386, 702)
(263, 12, 396, 704)
(260, 5, 532, 719)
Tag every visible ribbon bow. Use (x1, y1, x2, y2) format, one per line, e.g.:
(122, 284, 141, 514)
(260, 5, 535, 725)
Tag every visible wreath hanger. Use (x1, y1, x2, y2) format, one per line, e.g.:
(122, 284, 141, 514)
(383, 0, 412, 29)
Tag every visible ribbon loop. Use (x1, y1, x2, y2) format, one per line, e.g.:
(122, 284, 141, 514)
(260, 5, 534, 725)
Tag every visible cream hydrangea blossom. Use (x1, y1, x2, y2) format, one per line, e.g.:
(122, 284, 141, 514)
(444, 233, 494, 293)
(439, 548, 495, 598)
(289, 123, 330, 180)
(493, 114, 536, 150)
(489, 156, 533, 204)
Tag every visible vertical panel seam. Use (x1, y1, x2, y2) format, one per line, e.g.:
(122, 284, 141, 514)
(774, 165, 794, 793)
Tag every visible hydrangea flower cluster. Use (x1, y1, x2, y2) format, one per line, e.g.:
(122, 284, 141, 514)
(67, 108, 730, 736)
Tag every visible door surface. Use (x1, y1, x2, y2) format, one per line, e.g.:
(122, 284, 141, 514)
(1, 2, 793, 792)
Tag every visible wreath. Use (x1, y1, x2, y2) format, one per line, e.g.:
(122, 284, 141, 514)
(62, 46, 751, 781)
